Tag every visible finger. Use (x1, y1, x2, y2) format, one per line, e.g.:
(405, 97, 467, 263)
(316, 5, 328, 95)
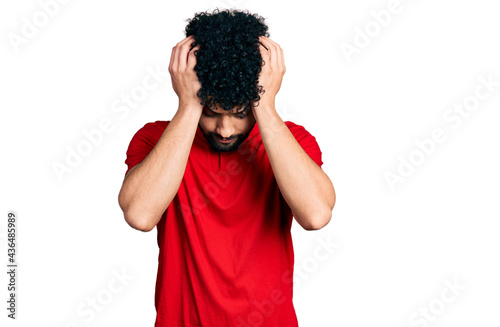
(258, 36, 269, 51)
(258, 43, 269, 64)
(263, 37, 278, 71)
(170, 37, 190, 74)
(264, 37, 285, 74)
(270, 41, 284, 74)
(176, 35, 195, 71)
(172, 35, 193, 72)
(281, 47, 286, 74)
(168, 45, 177, 74)
(187, 44, 199, 70)
(258, 36, 270, 66)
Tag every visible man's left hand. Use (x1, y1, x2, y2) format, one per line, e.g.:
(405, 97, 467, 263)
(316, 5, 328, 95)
(254, 36, 286, 109)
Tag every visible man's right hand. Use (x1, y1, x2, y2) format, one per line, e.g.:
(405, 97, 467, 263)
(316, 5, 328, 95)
(168, 35, 203, 109)
(120, 35, 205, 232)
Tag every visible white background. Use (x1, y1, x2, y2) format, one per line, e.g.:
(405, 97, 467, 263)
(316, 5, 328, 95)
(1, 0, 499, 326)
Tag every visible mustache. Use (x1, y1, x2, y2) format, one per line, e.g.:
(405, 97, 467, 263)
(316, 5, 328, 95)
(207, 132, 242, 140)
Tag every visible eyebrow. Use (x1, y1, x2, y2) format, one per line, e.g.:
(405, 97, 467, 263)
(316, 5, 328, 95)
(205, 106, 250, 115)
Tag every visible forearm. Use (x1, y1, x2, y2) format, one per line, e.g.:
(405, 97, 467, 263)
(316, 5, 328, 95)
(118, 104, 202, 231)
(253, 104, 335, 230)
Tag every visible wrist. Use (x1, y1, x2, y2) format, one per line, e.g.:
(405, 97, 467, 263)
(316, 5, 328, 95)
(253, 93, 276, 108)
(177, 101, 203, 118)
(252, 100, 277, 117)
(178, 98, 203, 111)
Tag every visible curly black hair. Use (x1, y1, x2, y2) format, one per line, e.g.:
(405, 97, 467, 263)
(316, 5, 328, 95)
(184, 8, 270, 113)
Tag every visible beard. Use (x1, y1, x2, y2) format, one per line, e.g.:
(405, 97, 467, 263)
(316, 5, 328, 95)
(199, 122, 255, 152)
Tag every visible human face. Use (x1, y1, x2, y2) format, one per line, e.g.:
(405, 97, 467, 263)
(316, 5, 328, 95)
(198, 103, 256, 152)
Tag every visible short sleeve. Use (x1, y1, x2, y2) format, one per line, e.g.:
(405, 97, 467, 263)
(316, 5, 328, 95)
(285, 121, 323, 167)
(124, 121, 169, 177)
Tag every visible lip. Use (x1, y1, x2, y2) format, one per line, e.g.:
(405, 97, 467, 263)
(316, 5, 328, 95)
(216, 136, 234, 144)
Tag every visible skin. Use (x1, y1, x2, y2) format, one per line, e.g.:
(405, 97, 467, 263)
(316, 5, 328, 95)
(250, 36, 336, 230)
(198, 104, 256, 152)
(118, 34, 336, 231)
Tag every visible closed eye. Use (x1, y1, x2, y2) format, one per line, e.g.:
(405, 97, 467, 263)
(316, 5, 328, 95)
(202, 107, 249, 119)
(202, 107, 217, 117)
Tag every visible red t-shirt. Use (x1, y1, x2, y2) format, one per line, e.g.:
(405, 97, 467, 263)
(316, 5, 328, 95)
(124, 119, 323, 327)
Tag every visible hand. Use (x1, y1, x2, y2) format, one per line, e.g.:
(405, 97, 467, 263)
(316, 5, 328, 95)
(254, 36, 286, 108)
(168, 35, 203, 109)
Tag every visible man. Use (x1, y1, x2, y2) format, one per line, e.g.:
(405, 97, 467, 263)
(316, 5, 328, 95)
(118, 8, 336, 327)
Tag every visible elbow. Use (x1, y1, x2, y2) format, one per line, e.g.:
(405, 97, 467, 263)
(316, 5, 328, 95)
(118, 189, 155, 232)
(305, 189, 335, 231)
(123, 212, 156, 232)
(303, 210, 332, 231)
(296, 203, 332, 231)
(308, 184, 336, 230)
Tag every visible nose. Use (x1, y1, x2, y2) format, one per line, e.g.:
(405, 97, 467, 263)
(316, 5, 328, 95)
(215, 115, 235, 139)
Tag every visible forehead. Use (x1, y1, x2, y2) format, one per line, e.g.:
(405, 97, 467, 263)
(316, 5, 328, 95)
(207, 104, 250, 114)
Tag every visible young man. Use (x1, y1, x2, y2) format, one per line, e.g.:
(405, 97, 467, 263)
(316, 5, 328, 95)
(118, 9, 335, 327)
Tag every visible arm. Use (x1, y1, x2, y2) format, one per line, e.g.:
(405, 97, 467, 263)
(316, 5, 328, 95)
(252, 36, 336, 231)
(118, 35, 203, 232)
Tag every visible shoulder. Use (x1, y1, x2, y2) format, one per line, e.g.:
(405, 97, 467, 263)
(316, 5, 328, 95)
(283, 121, 317, 140)
(137, 120, 170, 133)
(127, 120, 170, 149)
(284, 121, 323, 166)
(284, 121, 304, 132)
(132, 120, 170, 138)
